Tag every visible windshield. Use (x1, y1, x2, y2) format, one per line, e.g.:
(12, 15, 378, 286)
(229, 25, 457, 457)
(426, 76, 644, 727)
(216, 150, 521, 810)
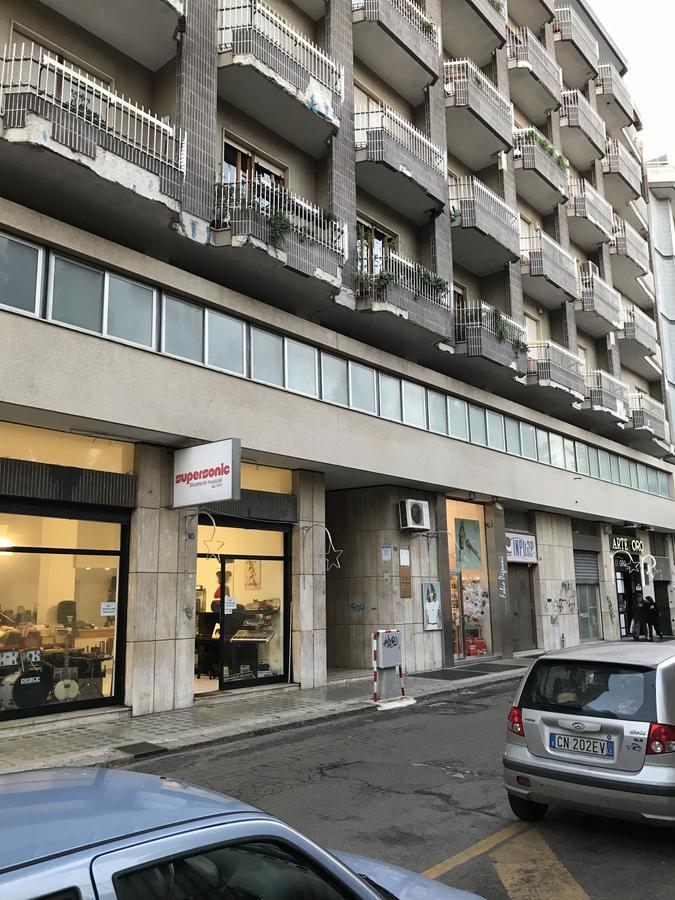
(520, 660, 657, 722)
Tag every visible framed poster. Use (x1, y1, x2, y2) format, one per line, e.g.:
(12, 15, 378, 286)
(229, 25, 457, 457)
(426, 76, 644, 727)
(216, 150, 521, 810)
(456, 519, 481, 569)
(422, 580, 442, 631)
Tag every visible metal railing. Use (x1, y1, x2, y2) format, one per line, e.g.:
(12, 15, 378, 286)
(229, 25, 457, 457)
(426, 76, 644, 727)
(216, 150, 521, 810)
(597, 63, 633, 119)
(351, 0, 440, 47)
(356, 251, 450, 307)
(444, 60, 512, 130)
(513, 126, 569, 173)
(586, 369, 630, 414)
(528, 340, 585, 389)
(560, 89, 606, 151)
(611, 216, 650, 273)
(455, 302, 525, 344)
(0, 42, 184, 172)
(629, 392, 667, 436)
(578, 262, 621, 325)
(506, 26, 562, 100)
(620, 304, 658, 349)
(603, 138, 642, 194)
(567, 178, 614, 238)
(213, 179, 346, 257)
(448, 175, 519, 232)
(354, 104, 445, 173)
(521, 230, 577, 282)
(217, 0, 344, 100)
(553, 7, 599, 68)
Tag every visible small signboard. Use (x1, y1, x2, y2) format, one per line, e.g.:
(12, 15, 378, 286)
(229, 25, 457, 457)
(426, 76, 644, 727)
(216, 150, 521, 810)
(505, 532, 537, 564)
(222, 598, 237, 615)
(173, 438, 241, 508)
(100, 601, 117, 617)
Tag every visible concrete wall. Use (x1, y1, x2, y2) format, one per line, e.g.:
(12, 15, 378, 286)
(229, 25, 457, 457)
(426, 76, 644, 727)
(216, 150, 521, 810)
(531, 513, 580, 651)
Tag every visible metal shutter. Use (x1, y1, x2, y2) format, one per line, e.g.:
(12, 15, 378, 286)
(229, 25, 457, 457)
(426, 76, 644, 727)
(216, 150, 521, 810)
(574, 550, 599, 584)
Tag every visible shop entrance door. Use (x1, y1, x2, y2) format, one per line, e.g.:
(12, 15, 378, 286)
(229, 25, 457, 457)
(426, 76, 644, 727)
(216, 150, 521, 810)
(449, 571, 463, 657)
(508, 564, 536, 652)
(655, 583, 672, 637)
(577, 583, 601, 641)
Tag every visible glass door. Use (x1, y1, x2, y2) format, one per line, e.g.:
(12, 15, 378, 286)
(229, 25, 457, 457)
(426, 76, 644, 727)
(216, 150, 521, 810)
(577, 583, 601, 641)
(449, 571, 463, 657)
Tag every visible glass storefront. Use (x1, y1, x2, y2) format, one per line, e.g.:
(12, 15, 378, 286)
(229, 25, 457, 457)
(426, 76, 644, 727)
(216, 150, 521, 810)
(447, 500, 492, 658)
(195, 520, 289, 693)
(0, 509, 126, 718)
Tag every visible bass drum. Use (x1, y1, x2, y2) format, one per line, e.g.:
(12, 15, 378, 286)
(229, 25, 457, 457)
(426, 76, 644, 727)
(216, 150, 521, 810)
(0, 667, 52, 710)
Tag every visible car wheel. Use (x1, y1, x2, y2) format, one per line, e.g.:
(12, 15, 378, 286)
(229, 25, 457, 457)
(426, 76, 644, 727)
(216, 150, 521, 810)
(508, 793, 548, 822)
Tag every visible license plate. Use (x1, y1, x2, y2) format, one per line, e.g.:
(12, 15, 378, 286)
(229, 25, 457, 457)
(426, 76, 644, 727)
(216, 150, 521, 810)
(549, 733, 614, 758)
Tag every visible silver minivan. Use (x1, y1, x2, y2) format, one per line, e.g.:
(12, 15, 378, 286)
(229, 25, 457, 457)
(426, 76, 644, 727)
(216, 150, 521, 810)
(503, 642, 675, 824)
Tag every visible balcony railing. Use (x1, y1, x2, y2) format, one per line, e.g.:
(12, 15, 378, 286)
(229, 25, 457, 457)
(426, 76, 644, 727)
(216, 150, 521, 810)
(449, 175, 519, 232)
(217, 0, 344, 100)
(0, 42, 185, 173)
(506, 26, 562, 102)
(213, 180, 347, 257)
(455, 302, 525, 345)
(354, 104, 445, 174)
(629, 393, 668, 439)
(578, 262, 621, 326)
(597, 63, 633, 119)
(521, 230, 577, 284)
(603, 138, 642, 194)
(356, 252, 450, 308)
(553, 7, 599, 68)
(444, 59, 512, 131)
(611, 216, 650, 273)
(528, 340, 585, 392)
(513, 126, 569, 173)
(621, 305, 658, 349)
(352, 0, 440, 47)
(567, 178, 614, 237)
(586, 370, 630, 415)
(560, 89, 606, 151)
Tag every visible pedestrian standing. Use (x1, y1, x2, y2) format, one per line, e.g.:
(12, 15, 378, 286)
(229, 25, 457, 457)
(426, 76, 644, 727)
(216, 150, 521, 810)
(643, 596, 663, 642)
(632, 596, 645, 641)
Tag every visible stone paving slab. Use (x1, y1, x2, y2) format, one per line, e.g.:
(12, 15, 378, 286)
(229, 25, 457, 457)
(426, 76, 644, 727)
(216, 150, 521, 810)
(0, 667, 527, 775)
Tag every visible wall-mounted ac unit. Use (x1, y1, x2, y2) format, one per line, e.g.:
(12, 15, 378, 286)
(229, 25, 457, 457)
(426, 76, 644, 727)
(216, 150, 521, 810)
(399, 499, 430, 531)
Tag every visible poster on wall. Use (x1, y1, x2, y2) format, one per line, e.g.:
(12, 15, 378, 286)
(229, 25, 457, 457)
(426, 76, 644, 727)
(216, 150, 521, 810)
(244, 559, 261, 590)
(422, 580, 442, 631)
(456, 519, 481, 569)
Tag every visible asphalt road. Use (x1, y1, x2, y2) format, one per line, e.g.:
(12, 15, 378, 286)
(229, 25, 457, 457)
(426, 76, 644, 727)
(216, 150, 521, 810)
(130, 682, 675, 899)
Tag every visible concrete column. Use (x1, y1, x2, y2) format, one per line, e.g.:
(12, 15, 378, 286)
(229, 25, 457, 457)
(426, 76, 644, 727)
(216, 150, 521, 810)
(484, 503, 511, 658)
(126, 444, 197, 716)
(530, 512, 578, 651)
(598, 528, 620, 641)
(435, 495, 455, 667)
(291, 470, 327, 688)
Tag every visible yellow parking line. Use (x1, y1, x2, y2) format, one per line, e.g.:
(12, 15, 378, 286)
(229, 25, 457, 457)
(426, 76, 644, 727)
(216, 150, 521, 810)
(423, 821, 530, 880)
(490, 828, 589, 899)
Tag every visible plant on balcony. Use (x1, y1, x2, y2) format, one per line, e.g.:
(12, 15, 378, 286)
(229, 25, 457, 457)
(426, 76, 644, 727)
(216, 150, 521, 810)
(322, 208, 338, 223)
(512, 337, 529, 356)
(421, 17, 435, 35)
(356, 269, 395, 298)
(67, 97, 102, 128)
(487, 0, 504, 12)
(268, 213, 291, 249)
(415, 266, 448, 301)
(492, 308, 510, 344)
(521, 129, 569, 172)
(449, 206, 462, 224)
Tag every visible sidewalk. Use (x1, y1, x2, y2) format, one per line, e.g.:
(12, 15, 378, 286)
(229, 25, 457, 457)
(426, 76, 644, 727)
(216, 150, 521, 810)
(0, 660, 530, 774)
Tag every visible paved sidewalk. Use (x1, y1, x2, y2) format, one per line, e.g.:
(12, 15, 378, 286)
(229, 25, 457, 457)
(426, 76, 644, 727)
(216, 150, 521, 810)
(0, 661, 530, 774)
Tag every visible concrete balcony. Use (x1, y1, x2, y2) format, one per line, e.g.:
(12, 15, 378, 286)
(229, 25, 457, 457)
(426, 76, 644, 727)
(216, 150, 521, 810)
(610, 216, 652, 308)
(625, 393, 671, 452)
(448, 176, 520, 276)
(354, 105, 446, 224)
(580, 369, 630, 428)
(559, 90, 606, 170)
(217, 0, 343, 158)
(355, 252, 453, 350)
(0, 42, 184, 244)
(444, 60, 513, 170)
(624, 195, 649, 238)
(596, 63, 636, 139)
(454, 301, 528, 380)
(602, 139, 642, 209)
(552, 7, 599, 90)
(211, 180, 346, 314)
(352, 0, 441, 106)
(507, 0, 554, 31)
(37, 0, 182, 72)
(526, 340, 586, 410)
(441, 0, 507, 68)
(576, 262, 621, 337)
(619, 306, 660, 381)
(521, 230, 577, 307)
(566, 178, 614, 251)
(506, 26, 562, 125)
(512, 127, 569, 214)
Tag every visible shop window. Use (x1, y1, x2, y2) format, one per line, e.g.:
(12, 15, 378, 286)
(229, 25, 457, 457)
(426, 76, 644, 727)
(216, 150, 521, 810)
(163, 296, 204, 362)
(588, 446, 600, 478)
(207, 310, 246, 375)
(321, 354, 349, 406)
(448, 398, 468, 440)
(610, 455, 620, 484)
(576, 442, 590, 476)
(349, 363, 376, 413)
(1, 514, 120, 551)
(521, 424, 537, 460)
(486, 411, 505, 452)
(285, 340, 317, 396)
(403, 381, 426, 428)
(0, 232, 42, 314)
(107, 274, 155, 348)
(379, 374, 402, 421)
(50, 256, 104, 333)
(0, 423, 134, 474)
(447, 500, 492, 658)
(240, 464, 292, 494)
(536, 429, 550, 464)
(505, 418, 521, 456)
(469, 406, 487, 445)
(637, 463, 649, 491)
(428, 391, 448, 434)
(250, 329, 283, 386)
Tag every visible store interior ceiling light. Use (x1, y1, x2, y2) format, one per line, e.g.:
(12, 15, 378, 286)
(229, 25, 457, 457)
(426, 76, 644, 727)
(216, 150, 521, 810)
(0, 536, 13, 557)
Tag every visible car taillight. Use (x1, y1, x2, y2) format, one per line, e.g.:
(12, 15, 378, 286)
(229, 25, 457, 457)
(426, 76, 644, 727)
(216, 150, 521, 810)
(508, 706, 524, 736)
(647, 723, 675, 754)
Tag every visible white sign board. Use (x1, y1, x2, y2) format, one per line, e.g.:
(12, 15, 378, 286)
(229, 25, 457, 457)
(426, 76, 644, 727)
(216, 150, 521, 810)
(100, 601, 117, 617)
(173, 439, 241, 508)
(505, 532, 538, 564)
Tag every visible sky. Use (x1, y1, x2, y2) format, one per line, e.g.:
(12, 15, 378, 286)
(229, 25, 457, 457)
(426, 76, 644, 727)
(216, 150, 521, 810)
(589, 0, 675, 162)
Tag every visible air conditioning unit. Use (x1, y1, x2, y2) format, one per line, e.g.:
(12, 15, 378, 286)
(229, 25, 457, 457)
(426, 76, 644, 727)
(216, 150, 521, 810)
(399, 499, 430, 531)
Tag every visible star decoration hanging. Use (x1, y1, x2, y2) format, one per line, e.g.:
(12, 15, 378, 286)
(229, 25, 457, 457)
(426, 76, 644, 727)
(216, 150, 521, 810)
(325, 546, 343, 572)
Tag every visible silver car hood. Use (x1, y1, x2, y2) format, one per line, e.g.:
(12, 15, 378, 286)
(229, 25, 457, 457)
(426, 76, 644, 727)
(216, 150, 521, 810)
(334, 850, 485, 900)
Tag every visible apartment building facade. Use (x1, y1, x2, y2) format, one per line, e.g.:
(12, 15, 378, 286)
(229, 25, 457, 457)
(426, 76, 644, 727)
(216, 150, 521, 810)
(0, 0, 674, 723)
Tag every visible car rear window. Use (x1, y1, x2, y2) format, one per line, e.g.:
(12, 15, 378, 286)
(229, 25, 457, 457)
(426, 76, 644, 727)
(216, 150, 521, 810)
(520, 660, 657, 722)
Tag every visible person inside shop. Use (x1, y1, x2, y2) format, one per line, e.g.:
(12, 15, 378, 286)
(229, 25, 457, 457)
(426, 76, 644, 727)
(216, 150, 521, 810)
(211, 568, 233, 611)
(643, 595, 663, 642)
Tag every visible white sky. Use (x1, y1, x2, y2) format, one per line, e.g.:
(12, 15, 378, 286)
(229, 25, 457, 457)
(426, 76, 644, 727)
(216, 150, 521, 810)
(589, 0, 675, 162)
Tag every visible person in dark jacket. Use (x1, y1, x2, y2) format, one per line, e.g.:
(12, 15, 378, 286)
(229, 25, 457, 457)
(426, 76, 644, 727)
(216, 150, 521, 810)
(643, 595, 663, 642)
(632, 596, 645, 641)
